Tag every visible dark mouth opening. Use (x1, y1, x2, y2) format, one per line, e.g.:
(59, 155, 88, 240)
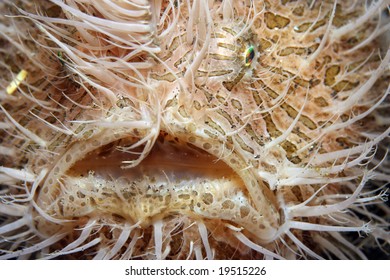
(69, 132, 242, 184)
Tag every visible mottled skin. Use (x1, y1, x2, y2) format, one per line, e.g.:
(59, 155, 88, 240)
(0, 0, 389, 259)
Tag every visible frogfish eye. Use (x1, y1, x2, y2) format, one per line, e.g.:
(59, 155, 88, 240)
(244, 45, 255, 67)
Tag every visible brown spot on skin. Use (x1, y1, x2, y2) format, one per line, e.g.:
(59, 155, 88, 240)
(202, 193, 214, 205)
(197, 69, 234, 77)
(203, 142, 212, 150)
(193, 100, 201, 110)
(281, 140, 297, 154)
(150, 72, 177, 82)
(293, 77, 320, 88)
(251, 87, 262, 106)
(278, 44, 319, 56)
(333, 4, 361, 27)
(209, 53, 236, 61)
(279, 47, 305, 56)
(288, 155, 301, 164)
(166, 97, 178, 107)
(245, 124, 265, 146)
(281, 103, 318, 130)
(217, 42, 236, 51)
(216, 109, 235, 126)
(255, 79, 279, 99)
(216, 94, 227, 105)
(198, 86, 213, 102)
(222, 71, 246, 91)
(222, 26, 237, 36)
(315, 55, 332, 71)
(332, 80, 359, 92)
(314, 97, 329, 107)
(336, 137, 356, 149)
(222, 200, 235, 209)
(231, 99, 243, 111)
(263, 114, 282, 138)
(174, 50, 191, 67)
(259, 38, 272, 52)
(292, 127, 311, 142)
(178, 105, 189, 118)
(178, 194, 190, 200)
(294, 22, 311, 33)
(299, 115, 317, 130)
(264, 12, 291, 29)
(205, 117, 226, 136)
(235, 135, 255, 154)
(325, 65, 341, 86)
(240, 206, 250, 218)
(292, 6, 304, 16)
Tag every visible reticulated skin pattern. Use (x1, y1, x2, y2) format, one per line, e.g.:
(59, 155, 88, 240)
(0, 0, 389, 260)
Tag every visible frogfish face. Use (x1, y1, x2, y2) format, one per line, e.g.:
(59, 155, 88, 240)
(0, 0, 389, 259)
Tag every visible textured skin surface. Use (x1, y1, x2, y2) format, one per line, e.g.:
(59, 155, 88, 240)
(0, 0, 389, 259)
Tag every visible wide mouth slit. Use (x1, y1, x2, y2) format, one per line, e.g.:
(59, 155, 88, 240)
(47, 131, 267, 233)
(68, 132, 243, 185)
